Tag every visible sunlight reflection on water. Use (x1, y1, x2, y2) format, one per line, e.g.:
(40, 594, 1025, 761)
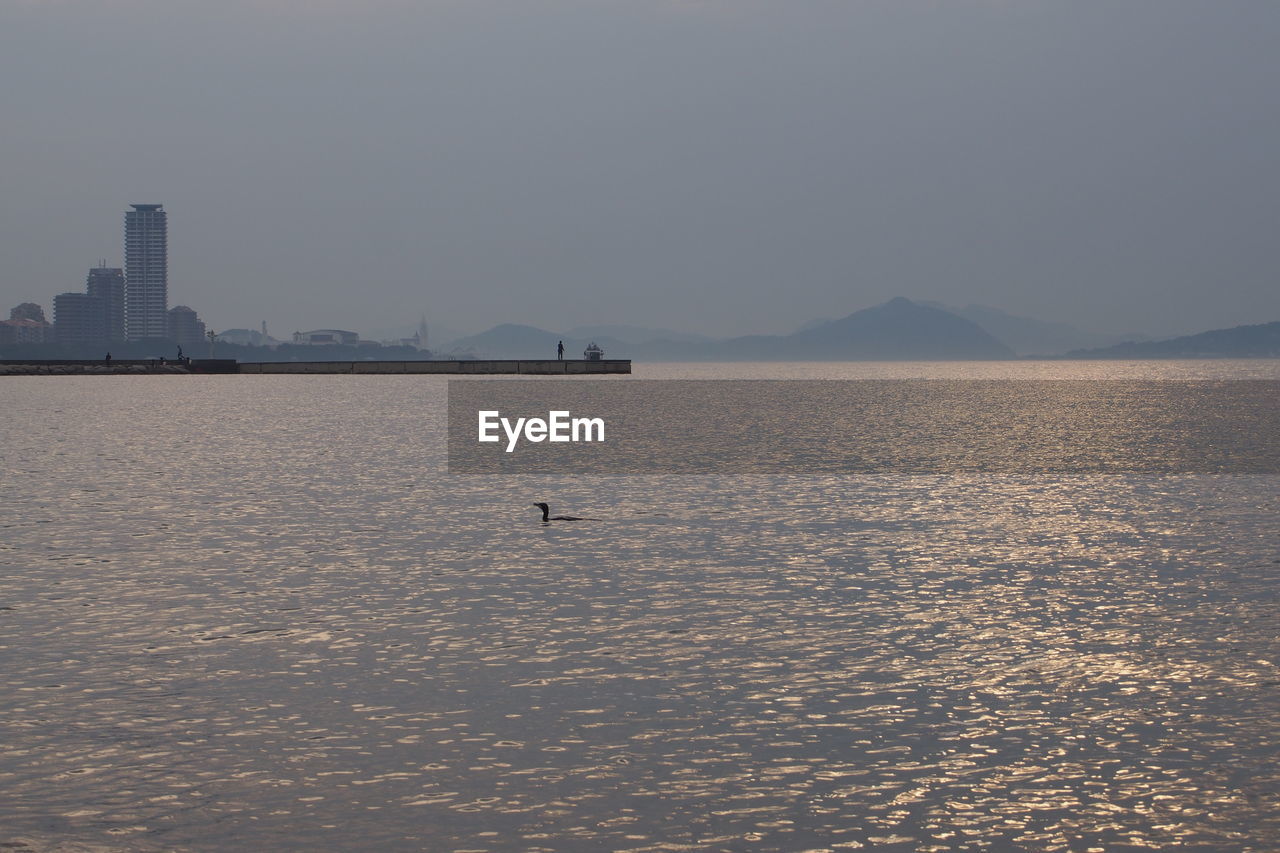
(1, 362, 1278, 851)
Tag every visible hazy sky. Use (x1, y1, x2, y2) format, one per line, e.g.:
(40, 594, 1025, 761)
(3, 0, 1278, 339)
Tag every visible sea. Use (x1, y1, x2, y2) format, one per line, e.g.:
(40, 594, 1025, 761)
(2, 360, 1277, 852)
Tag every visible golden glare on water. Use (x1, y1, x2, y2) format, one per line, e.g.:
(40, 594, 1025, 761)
(1, 363, 1277, 851)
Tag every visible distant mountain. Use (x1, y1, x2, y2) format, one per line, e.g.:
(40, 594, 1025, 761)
(919, 302, 1145, 356)
(446, 324, 557, 356)
(446, 324, 633, 360)
(783, 297, 1014, 359)
(794, 317, 835, 333)
(1065, 321, 1280, 359)
(445, 299, 1015, 361)
(635, 297, 1013, 360)
(563, 324, 713, 345)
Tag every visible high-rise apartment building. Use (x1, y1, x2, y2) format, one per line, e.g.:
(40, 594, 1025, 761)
(86, 265, 126, 342)
(125, 204, 168, 340)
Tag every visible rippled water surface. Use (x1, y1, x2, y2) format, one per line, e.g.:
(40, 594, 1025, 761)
(2, 361, 1278, 852)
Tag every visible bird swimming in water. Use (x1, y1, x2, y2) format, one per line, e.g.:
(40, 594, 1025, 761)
(533, 502, 591, 522)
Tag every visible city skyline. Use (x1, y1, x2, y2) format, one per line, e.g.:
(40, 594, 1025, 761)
(3, 2, 1279, 340)
(19, 203, 212, 352)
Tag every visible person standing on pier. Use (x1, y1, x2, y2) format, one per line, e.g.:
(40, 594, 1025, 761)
(557, 340, 564, 360)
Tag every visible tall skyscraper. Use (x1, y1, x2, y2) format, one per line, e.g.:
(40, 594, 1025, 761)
(125, 204, 168, 340)
(86, 265, 126, 342)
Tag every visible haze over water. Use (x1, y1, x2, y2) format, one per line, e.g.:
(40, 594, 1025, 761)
(3, 361, 1278, 851)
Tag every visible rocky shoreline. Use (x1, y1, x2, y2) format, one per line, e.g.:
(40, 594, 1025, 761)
(0, 363, 191, 376)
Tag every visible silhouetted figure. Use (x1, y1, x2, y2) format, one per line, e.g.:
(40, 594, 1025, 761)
(104, 353, 111, 364)
(533, 502, 590, 522)
(177, 346, 183, 360)
(557, 341, 564, 360)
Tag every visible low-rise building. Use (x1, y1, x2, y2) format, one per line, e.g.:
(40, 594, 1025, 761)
(0, 318, 52, 345)
(10, 303, 48, 324)
(218, 327, 277, 347)
(0, 303, 52, 345)
(293, 329, 359, 346)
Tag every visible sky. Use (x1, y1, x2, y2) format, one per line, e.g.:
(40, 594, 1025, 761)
(2, 0, 1278, 340)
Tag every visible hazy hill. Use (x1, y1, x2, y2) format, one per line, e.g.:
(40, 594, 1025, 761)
(444, 299, 1016, 361)
(446, 324, 631, 360)
(920, 302, 1145, 356)
(677, 297, 1012, 360)
(1065, 321, 1280, 358)
(776, 297, 1015, 360)
(563, 324, 713, 345)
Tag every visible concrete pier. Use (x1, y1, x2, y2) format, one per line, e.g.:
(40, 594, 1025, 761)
(237, 359, 631, 375)
(2, 359, 630, 376)
(1, 359, 194, 376)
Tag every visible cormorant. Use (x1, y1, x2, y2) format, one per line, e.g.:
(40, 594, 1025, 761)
(533, 502, 590, 522)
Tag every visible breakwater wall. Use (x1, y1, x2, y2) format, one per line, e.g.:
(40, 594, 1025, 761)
(3, 359, 630, 376)
(1, 359, 194, 376)
(237, 359, 631, 375)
